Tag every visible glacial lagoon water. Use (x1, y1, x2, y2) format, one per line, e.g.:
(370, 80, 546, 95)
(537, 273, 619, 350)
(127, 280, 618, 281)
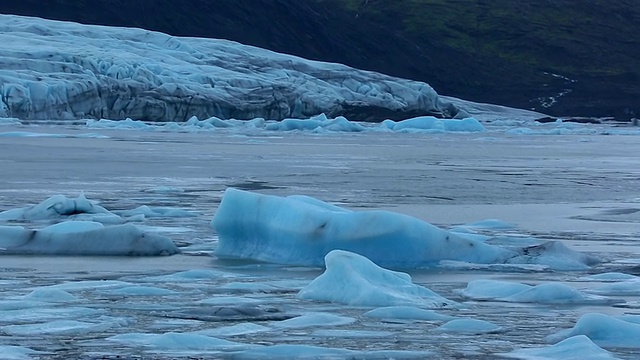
(1, 123, 640, 359)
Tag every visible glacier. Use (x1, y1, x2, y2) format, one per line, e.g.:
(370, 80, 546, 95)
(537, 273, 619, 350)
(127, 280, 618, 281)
(0, 14, 471, 122)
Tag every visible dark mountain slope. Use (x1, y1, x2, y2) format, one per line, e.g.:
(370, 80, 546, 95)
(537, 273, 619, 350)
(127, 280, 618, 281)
(1, 0, 638, 119)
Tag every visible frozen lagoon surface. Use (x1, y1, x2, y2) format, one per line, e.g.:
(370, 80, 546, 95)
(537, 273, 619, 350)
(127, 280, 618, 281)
(1, 121, 640, 359)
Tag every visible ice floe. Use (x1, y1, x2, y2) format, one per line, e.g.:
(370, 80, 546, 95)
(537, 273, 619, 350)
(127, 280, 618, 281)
(196, 323, 271, 337)
(580, 272, 639, 282)
(212, 188, 512, 267)
(363, 306, 454, 321)
(0, 346, 45, 360)
(212, 188, 599, 270)
(297, 250, 456, 308)
(587, 279, 640, 296)
(0, 222, 178, 256)
(21, 288, 79, 303)
(460, 279, 618, 305)
(103, 285, 177, 296)
(228, 344, 432, 359)
(2, 319, 117, 336)
(271, 313, 355, 329)
(381, 116, 485, 132)
(118, 205, 198, 218)
(547, 313, 640, 348)
(435, 319, 503, 334)
(503, 335, 620, 360)
(107, 332, 250, 351)
(0, 194, 120, 223)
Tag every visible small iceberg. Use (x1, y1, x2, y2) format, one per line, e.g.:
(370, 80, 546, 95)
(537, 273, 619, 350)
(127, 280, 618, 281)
(503, 335, 620, 360)
(297, 250, 456, 308)
(460, 280, 618, 305)
(211, 188, 598, 270)
(363, 306, 454, 321)
(435, 319, 503, 334)
(0, 221, 179, 256)
(212, 188, 513, 268)
(0, 194, 122, 223)
(547, 313, 640, 348)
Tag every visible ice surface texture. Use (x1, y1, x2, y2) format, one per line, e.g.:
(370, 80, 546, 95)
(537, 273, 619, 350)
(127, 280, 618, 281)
(211, 188, 598, 269)
(0, 14, 464, 121)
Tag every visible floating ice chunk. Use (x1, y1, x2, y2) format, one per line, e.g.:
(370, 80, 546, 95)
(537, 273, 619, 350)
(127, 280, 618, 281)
(103, 286, 177, 296)
(142, 186, 186, 193)
(219, 282, 282, 293)
(460, 279, 532, 300)
(47, 280, 133, 292)
(212, 188, 513, 267)
(363, 306, 454, 321)
(383, 116, 485, 132)
(271, 312, 355, 329)
(439, 260, 551, 273)
(547, 313, 640, 348)
(0, 307, 102, 323)
(0, 222, 178, 256)
(617, 314, 640, 325)
(0, 300, 46, 311)
(169, 305, 287, 322)
(197, 297, 262, 306)
(298, 250, 456, 308)
(196, 323, 271, 337)
(461, 280, 618, 304)
(503, 335, 620, 360)
(86, 118, 152, 130)
(506, 241, 599, 271)
(230, 345, 432, 359)
(463, 219, 517, 230)
(38, 221, 104, 234)
(312, 329, 395, 338)
(21, 288, 79, 302)
(502, 283, 617, 304)
(107, 332, 249, 350)
(198, 116, 232, 128)
(0, 117, 21, 126)
(2, 319, 114, 336)
(0, 346, 45, 360)
(229, 344, 355, 359)
(143, 269, 233, 282)
(448, 231, 491, 242)
(435, 319, 503, 334)
(0, 131, 108, 139)
(119, 205, 197, 218)
(580, 272, 639, 282)
(587, 280, 640, 296)
(0, 194, 119, 222)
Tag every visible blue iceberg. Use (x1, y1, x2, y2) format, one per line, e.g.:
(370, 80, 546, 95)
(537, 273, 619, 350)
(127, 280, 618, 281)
(212, 188, 513, 268)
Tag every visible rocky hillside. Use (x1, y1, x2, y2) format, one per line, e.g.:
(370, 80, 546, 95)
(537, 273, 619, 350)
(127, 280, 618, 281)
(2, 0, 639, 119)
